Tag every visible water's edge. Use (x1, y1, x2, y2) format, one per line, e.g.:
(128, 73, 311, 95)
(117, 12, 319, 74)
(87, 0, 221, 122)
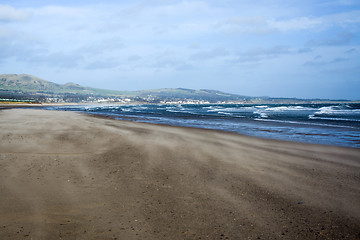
(39, 103, 360, 148)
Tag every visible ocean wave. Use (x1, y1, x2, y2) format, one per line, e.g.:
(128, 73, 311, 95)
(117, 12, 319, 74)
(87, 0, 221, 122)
(315, 106, 360, 115)
(210, 106, 268, 113)
(166, 109, 183, 113)
(203, 106, 224, 110)
(253, 109, 269, 118)
(255, 118, 354, 128)
(263, 106, 314, 112)
(309, 115, 360, 122)
(167, 109, 198, 115)
(207, 107, 239, 112)
(133, 106, 149, 110)
(259, 112, 269, 118)
(218, 111, 233, 115)
(120, 108, 133, 112)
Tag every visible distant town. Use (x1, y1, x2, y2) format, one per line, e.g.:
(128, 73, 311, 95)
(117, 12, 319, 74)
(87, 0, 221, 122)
(0, 94, 262, 105)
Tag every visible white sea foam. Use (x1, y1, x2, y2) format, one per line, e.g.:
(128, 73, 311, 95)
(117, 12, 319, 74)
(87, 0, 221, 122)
(203, 106, 224, 110)
(167, 109, 182, 113)
(121, 108, 133, 112)
(133, 106, 148, 110)
(255, 118, 354, 128)
(309, 115, 360, 122)
(241, 107, 259, 111)
(207, 107, 238, 112)
(167, 109, 197, 115)
(259, 112, 269, 118)
(263, 106, 314, 112)
(218, 111, 233, 115)
(315, 106, 360, 115)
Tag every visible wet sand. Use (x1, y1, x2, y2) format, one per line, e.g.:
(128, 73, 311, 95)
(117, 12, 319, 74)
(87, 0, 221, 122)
(0, 109, 359, 239)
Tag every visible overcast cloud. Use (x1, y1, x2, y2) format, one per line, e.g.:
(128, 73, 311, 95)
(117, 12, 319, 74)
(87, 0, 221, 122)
(0, 0, 359, 99)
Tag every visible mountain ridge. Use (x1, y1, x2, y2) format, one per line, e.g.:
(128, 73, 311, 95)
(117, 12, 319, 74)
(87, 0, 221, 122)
(1, 74, 356, 103)
(0, 74, 253, 102)
(1, 74, 95, 94)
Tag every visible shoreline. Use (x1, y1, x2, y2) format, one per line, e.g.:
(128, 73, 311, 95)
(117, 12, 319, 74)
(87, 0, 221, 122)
(0, 108, 359, 239)
(88, 112, 360, 150)
(1, 104, 359, 149)
(1, 99, 360, 107)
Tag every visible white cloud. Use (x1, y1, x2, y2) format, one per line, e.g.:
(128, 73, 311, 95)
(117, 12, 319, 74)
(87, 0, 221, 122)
(233, 46, 292, 63)
(215, 16, 272, 34)
(29, 5, 89, 17)
(303, 57, 349, 67)
(321, 0, 359, 6)
(152, 24, 178, 34)
(85, 59, 119, 70)
(29, 51, 84, 68)
(215, 8, 360, 35)
(306, 32, 354, 47)
(128, 55, 142, 61)
(176, 63, 195, 71)
(0, 26, 14, 39)
(139, 1, 214, 19)
(190, 47, 229, 60)
(345, 48, 356, 54)
(268, 17, 323, 31)
(325, 10, 360, 28)
(216, 15, 324, 34)
(0, 4, 30, 22)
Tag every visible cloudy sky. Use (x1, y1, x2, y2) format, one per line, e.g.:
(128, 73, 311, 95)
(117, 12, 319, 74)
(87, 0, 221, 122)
(1, 0, 359, 99)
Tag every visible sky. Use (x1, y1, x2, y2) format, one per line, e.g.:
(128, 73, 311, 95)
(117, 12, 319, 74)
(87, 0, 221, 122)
(0, 0, 359, 99)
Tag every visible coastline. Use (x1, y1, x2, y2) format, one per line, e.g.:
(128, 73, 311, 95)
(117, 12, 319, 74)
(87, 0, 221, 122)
(88, 112, 360, 150)
(3, 103, 360, 149)
(0, 109, 359, 239)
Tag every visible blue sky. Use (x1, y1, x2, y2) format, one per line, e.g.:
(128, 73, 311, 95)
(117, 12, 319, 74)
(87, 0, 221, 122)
(0, 0, 359, 99)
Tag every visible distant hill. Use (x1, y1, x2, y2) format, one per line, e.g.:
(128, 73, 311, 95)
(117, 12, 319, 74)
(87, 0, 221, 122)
(0, 74, 253, 102)
(0, 74, 127, 95)
(0, 74, 61, 91)
(1, 74, 354, 104)
(130, 88, 252, 102)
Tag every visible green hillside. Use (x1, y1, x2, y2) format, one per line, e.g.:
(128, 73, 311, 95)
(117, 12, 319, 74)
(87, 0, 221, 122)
(0, 74, 116, 95)
(1, 74, 354, 104)
(1, 74, 63, 92)
(133, 88, 250, 102)
(0, 74, 252, 102)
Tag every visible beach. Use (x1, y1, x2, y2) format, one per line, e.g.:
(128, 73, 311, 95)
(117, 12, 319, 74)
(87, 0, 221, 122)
(0, 109, 359, 239)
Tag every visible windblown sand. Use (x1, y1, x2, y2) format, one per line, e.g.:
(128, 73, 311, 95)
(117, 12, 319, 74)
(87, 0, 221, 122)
(0, 109, 359, 239)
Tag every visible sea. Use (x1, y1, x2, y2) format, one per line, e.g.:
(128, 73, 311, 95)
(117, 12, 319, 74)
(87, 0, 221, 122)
(43, 103, 360, 149)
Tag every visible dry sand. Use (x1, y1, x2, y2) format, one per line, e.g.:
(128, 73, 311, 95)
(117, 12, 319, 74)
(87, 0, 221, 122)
(0, 109, 359, 240)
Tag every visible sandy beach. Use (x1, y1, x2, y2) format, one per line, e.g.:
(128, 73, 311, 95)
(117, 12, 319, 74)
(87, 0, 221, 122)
(0, 109, 359, 239)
